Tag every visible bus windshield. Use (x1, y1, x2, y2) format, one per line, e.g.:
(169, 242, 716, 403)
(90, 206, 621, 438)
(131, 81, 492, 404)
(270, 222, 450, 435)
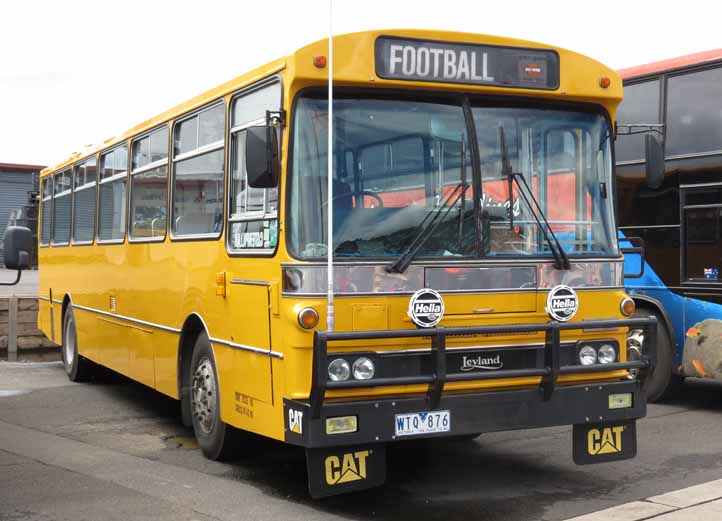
(288, 91, 618, 261)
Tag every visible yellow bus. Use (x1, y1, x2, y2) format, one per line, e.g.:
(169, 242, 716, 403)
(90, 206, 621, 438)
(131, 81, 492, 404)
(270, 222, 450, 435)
(25, 29, 658, 497)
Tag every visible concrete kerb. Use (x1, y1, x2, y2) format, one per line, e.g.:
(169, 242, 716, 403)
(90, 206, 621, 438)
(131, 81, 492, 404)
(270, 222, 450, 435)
(565, 478, 722, 521)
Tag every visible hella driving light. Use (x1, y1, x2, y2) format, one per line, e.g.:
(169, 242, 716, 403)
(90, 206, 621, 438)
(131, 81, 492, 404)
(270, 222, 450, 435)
(328, 359, 350, 381)
(598, 344, 617, 364)
(578, 345, 597, 365)
(608, 393, 633, 410)
(352, 357, 375, 380)
(326, 416, 358, 434)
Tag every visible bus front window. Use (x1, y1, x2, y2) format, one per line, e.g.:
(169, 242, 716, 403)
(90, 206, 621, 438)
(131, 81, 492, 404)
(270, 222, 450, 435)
(288, 91, 618, 260)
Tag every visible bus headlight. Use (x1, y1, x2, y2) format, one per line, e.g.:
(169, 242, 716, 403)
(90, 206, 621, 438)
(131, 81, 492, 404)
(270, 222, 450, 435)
(598, 344, 617, 364)
(579, 345, 597, 365)
(328, 359, 350, 381)
(352, 357, 375, 380)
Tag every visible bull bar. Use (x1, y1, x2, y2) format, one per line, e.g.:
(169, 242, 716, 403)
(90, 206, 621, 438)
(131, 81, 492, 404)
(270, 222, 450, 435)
(309, 317, 657, 418)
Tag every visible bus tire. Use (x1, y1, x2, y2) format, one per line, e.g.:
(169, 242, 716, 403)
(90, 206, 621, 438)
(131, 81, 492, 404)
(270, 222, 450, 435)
(633, 308, 678, 402)
(62, 305, 94, 382)
(189, 332, 239, 461)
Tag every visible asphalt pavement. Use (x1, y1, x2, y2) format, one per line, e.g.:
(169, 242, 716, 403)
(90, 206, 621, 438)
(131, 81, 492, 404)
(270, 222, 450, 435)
(2, 361, 722, 521)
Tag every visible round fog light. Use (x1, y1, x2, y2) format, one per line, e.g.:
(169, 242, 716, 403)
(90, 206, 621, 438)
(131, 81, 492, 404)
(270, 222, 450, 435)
(328, 359, 350, 381)
(579, 345, 597, 365)
(352, 357, 375, 380)
(598, 344, 617, 364)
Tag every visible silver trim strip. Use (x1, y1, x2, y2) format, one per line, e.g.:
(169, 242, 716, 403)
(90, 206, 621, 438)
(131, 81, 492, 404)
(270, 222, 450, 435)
(131, 158, 169, 176)
(209, 336, 283, 359)
(69, 303, 283, 359)
(172, 141, 224, 163)
(72, 303, 181, 333)
(230, 279, 271, 286)
(371, 341, 577, 355)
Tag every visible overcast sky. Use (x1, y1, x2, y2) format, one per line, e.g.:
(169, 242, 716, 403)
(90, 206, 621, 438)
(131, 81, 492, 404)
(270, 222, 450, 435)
(2, 0, 719, 167)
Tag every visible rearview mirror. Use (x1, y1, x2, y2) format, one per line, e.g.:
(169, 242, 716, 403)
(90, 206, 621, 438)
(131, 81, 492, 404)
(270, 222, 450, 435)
(245, 125, 280, 189)
(644, 134, 664, 189)
(1, 227, 32, 286)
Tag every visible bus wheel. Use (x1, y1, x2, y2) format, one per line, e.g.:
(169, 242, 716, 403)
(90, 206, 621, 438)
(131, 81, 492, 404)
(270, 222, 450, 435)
(62, 306, 94, 382)
(630, 308, 680, 402)
(189, 333, 238, 461)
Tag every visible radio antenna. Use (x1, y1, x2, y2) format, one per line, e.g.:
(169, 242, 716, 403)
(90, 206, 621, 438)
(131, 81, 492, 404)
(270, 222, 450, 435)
(326, 0, 335, 331)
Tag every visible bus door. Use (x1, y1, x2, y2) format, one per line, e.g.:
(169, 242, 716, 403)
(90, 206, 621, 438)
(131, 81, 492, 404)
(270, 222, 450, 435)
(224, 280, 274, 404)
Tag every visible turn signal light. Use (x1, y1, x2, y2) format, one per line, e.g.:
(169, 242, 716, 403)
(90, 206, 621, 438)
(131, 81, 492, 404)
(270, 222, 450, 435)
(313, 55, 327, 68)
(620, 297, 635, 317)
(298, 307, 319, 329)
(599, 76, 611, 88)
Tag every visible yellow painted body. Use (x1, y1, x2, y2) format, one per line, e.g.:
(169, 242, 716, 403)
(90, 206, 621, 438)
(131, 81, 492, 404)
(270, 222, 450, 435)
(38, 29, 627, 442)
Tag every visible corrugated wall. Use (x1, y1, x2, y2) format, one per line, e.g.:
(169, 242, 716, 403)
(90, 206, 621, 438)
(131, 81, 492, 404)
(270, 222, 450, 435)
(0, 170, 36, 266)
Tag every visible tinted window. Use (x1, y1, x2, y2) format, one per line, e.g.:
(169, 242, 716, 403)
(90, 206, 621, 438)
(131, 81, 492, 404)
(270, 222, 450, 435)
(73, 157, 97, 243)
(40, 177, 52, 246)
(685, 206, 722, 279)
(130, 128, 169, 240)
(232, 83, 281, 127)
(667, 67, 722, 156)
(616, 80, 660, 162)
(172, 150, 224, 236)
(98, 146, 128, 242)
(52, 170, 72, 244)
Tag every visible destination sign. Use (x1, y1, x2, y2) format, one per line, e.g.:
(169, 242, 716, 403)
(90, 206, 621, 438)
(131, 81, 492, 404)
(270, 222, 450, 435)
(375, 36, 559, 90)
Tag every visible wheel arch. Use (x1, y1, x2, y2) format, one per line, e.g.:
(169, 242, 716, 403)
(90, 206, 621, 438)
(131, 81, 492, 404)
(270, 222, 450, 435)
(631, 294, 678, 350)
(177, 313, 211, 426)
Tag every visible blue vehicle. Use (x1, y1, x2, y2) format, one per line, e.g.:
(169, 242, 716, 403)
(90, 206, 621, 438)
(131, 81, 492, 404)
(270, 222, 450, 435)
(616, 49, 722, 401)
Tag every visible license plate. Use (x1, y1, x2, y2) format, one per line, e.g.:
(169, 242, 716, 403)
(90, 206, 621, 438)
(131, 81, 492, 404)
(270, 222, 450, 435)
(395, 410, 450, 437)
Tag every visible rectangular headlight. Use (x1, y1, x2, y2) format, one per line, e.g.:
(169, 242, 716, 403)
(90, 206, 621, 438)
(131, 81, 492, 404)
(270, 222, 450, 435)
(326, 416, 358, 435)
(608, 393, 633, 410)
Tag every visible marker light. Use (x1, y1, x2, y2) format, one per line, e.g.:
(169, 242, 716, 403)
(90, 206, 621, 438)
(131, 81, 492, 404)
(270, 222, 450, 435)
(297, 307, 319, 329)
(352, 357, 375, 380)
(598, 344, 617, 364)
(328, 359, 350, 381)
(313, 55, 327, 68)
(599, 76, 611, 88)
(579, 345, 597, 365)
(326, 416, 358, 434)
(620, 297, 635, 317)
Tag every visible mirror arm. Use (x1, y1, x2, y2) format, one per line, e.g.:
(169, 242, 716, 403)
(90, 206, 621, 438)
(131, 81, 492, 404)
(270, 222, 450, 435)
(266, 110, 286, 128)
(0, 269, 22, 287)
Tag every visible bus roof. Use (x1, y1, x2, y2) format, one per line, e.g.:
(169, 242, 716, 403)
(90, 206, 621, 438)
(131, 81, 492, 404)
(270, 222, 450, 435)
(618, 49, 722, 80)
(42, 28, 621, 176)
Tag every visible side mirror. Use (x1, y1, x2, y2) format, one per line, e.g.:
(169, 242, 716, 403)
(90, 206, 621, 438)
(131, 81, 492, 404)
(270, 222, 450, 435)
(245, 125, 280, 189)
(3, 226, 32, 271)
(644, 134, 665, 189)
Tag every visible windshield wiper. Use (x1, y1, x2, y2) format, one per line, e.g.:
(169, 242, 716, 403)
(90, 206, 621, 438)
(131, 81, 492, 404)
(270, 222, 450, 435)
(499, 127, 570, 270)
(386, 178, 469, 273)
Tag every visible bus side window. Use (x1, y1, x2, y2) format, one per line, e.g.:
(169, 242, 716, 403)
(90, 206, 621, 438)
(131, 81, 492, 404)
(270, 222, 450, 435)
(130, 126, 169, 241)
(40, 176, 53, 247)
(171, 102, 225, 238)
(228, 81, 281, 253)
(72, 156, 97, 244)
(51, 169, 72, 246)
(98, 146, 128, 243)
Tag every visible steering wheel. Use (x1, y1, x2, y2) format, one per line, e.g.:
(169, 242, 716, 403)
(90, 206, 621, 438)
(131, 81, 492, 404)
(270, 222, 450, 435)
(321, 190, 384, 209)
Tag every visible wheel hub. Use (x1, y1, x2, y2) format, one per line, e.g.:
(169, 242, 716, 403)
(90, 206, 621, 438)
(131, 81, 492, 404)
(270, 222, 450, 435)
(191, 358, 216, 434)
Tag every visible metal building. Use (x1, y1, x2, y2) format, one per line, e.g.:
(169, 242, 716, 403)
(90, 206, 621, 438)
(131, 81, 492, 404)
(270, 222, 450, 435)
(0, 162, 44, 267)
